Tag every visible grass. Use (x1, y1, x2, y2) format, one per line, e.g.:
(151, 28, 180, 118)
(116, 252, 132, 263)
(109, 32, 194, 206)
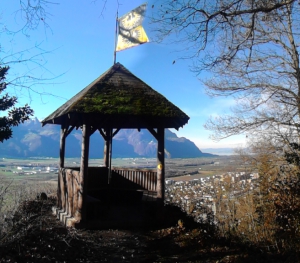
(0, 177, 56, 214)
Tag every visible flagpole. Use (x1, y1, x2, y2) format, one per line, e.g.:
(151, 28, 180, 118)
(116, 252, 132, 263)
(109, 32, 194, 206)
(113, 10, 118, 64)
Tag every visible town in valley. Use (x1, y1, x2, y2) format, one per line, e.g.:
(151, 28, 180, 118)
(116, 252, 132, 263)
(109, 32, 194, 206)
(0, 155, 257, 223)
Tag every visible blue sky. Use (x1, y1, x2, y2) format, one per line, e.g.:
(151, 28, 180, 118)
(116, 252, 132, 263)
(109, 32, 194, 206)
(2, 1, 246, 149)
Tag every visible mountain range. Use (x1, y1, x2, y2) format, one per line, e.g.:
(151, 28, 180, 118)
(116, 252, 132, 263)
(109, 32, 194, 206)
(0, 118, 215, 159)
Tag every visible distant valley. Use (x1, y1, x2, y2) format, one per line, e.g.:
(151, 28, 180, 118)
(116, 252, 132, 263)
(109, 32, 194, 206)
(0, 118, 216, 159)
(201, 148, 236, 155)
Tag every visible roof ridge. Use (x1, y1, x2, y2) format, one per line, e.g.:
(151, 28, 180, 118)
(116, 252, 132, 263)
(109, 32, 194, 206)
(42, 63, 189, 129)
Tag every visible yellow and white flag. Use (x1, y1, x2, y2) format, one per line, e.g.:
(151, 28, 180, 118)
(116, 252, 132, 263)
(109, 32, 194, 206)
(116, 3, 149, 52)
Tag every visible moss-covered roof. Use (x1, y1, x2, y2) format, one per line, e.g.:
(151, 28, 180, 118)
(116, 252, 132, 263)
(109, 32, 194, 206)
(42, 63, 189, 129)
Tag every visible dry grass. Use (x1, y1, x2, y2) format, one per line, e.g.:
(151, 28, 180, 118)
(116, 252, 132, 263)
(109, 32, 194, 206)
(0, 177, 56, 242)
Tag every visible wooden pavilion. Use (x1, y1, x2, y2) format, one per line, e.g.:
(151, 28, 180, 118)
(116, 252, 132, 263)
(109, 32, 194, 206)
(42, 63, 189, 228)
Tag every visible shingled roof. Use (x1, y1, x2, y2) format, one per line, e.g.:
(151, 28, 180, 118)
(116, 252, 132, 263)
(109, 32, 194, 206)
(42, 63, 189, 129)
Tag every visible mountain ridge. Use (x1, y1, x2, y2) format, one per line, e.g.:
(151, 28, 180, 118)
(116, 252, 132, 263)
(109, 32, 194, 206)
(0, 118, 215, 159)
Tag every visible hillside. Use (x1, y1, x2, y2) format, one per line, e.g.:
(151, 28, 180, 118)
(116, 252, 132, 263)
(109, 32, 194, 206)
(0, 197, 288, 263)
(0, 118, 215, 159)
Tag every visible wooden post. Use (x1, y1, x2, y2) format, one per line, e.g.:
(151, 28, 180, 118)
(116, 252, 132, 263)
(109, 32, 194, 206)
(76, 123, 90, 223)
(108, 128, 113, 184)
(58, 125, 66, 208)
(66, 171, 73, 216)
(72, 170, 79, 216)
(156, 127, 165, 205)
(104, 142, 108, 168)
(104, 128, 110, 168)
(103, 128, 113, 184)
(59, 124, 67, 169)
(60, 169, 66, 210)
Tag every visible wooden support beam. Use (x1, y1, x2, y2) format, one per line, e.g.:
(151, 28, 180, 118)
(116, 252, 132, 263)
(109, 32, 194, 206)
(147, 127, 158, 140)
(103, 128, 110, 169)
(156, 127, 165, 205)
(59, 125, 74, 168)
(100, 128, 109, 169)
(76, 123, 90, 224)
(59, 125, 66, 169)
(112, 128, 121, 137)
(66, 126, 75, 136)
(103, 128, 114, 172)
(90, 126, 97, 136)
(99, 128, 107, 140)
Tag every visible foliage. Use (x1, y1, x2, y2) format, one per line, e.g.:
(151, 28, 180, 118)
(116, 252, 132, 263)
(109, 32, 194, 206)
(0, 177, 12, 222)
(227, 143, 300, 251)
(285, 142, 300, 168)
(273, 167, 300, 251)
(0, 66, 33, 142)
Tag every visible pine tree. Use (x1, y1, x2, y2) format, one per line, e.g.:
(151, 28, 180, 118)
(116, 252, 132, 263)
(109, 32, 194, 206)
(0, 66, 33, 142)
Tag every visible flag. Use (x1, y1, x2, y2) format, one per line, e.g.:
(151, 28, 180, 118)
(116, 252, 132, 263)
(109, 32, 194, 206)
(116, 3, 149, 52)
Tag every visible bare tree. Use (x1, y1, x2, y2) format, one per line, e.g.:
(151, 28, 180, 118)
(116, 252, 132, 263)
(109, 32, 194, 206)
(152, 0, 300, 145)
(2, 0, 56, 35)
(0, 1, 58, 140)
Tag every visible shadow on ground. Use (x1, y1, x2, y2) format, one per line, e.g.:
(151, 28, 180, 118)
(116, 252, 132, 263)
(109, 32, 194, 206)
(0, 198, 298, 262)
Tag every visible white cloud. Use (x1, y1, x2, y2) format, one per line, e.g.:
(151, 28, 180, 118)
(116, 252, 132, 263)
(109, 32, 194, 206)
(172, 123, 246, 149)
(181, 97, 237, 119)
(192, 137, 246, 149)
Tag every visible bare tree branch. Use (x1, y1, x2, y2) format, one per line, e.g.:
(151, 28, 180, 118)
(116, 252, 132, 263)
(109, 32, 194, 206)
(153, 0, 300, 145)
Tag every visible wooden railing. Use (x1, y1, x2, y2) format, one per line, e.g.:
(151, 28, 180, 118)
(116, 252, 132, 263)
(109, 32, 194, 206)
(57, 167, 157, 219)
(112, 167, 157, 191)
(57, 168, 80, 218)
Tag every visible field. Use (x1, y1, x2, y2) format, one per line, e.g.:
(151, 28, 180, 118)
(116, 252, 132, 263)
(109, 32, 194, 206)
(0, 155, 248, 184)
(0, 155, 249, 214)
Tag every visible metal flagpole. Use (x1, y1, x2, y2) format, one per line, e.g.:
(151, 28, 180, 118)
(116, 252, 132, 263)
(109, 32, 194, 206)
(113, 10, 118, 64)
